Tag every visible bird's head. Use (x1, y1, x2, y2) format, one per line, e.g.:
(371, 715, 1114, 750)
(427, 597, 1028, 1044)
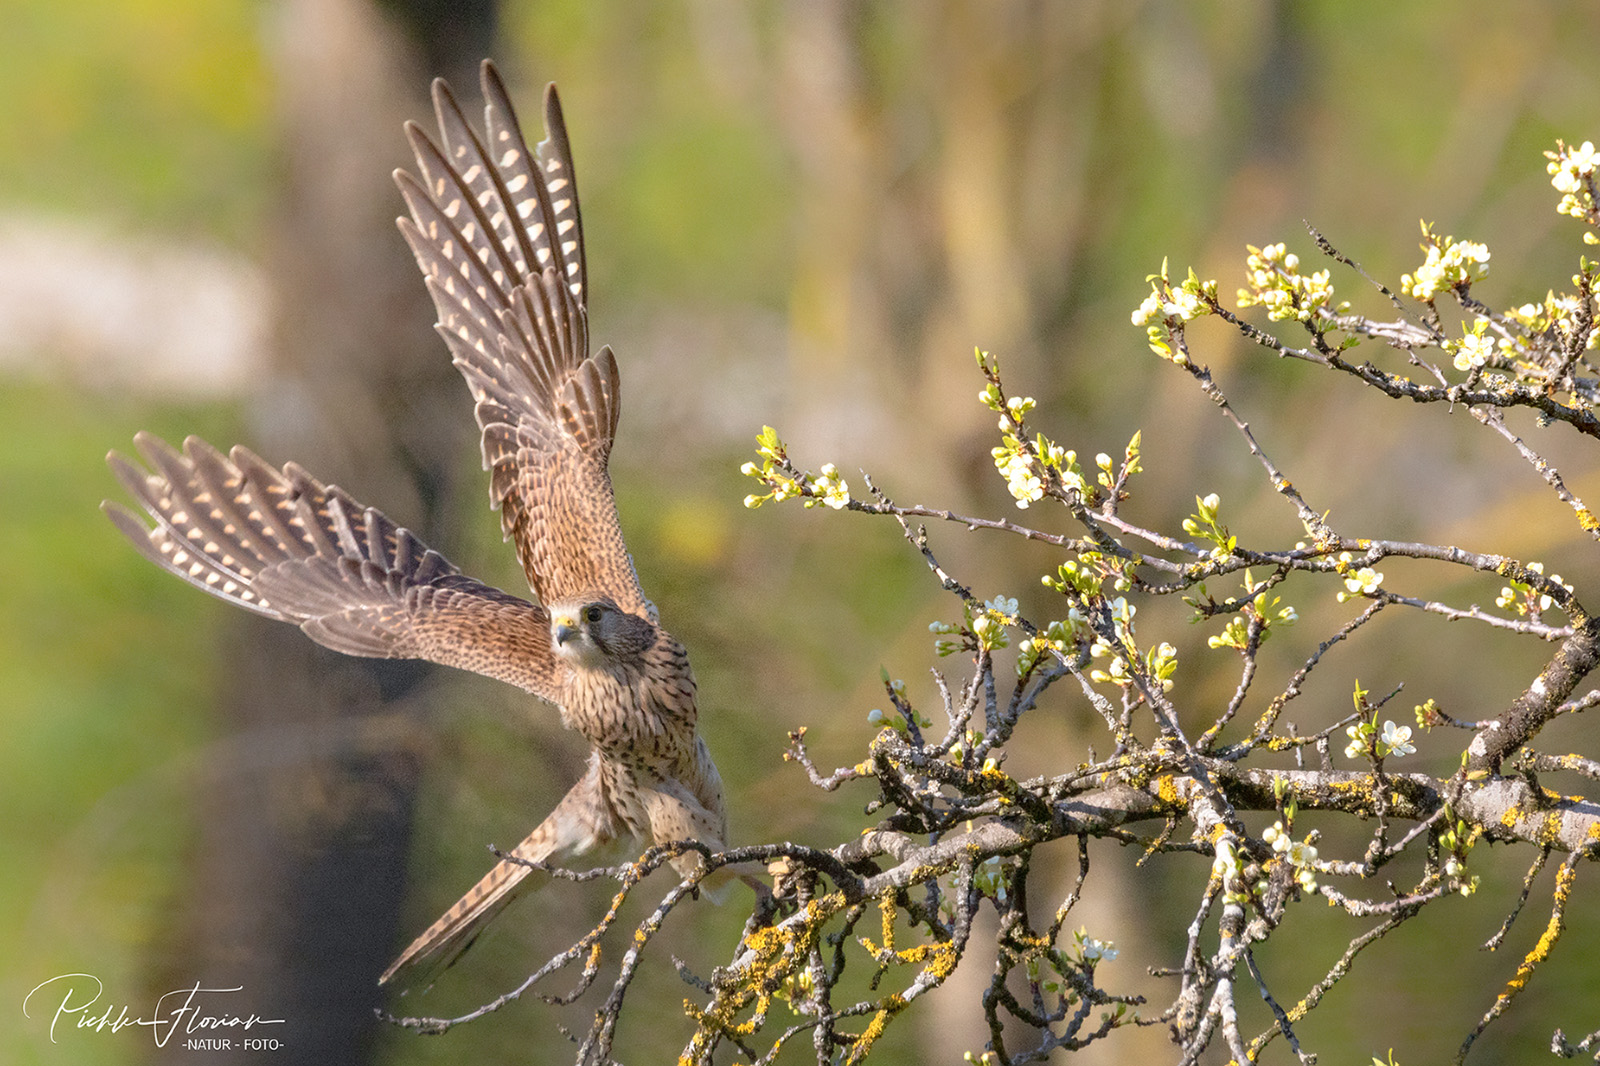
(549, 595, 655, 667)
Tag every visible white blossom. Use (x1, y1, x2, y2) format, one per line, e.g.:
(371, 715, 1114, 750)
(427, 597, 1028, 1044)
(1343, 567, 1383, 595)
(1379, 720, 1415, 757)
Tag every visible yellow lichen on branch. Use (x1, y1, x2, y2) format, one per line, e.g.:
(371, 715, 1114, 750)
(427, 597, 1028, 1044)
(1498, 858, 1576, 1001)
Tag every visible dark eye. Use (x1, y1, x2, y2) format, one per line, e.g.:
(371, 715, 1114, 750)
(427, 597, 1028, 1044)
(583, 605, 603, 624)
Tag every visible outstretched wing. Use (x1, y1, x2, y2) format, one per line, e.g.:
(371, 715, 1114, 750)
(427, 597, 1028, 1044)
(394, 61, 651, 619)
(104, 432, 560, 701)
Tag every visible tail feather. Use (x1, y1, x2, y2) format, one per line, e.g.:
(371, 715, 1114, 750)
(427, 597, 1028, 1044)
(380, 761, 620, 988)
(378, 836, 550, 987)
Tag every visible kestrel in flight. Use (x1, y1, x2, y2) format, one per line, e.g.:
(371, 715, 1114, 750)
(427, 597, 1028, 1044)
(104, 61, 728, 986)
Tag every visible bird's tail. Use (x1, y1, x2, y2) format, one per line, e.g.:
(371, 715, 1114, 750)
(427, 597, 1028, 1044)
(379, 834, 549, 987)
(380, 768, 617, 988)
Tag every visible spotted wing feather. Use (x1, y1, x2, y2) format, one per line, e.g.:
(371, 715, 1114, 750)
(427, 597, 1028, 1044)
(104, 432, 559, 699)
(394, 60, 648, 618)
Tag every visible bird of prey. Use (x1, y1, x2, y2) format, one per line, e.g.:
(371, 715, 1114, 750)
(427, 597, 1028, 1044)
(103, 61, 728, 987)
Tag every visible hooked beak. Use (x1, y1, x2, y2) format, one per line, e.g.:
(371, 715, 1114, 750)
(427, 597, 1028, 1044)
(553, 617, 579, 646)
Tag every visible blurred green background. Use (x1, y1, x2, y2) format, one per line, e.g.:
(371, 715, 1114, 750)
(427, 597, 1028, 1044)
(6, 1, 1600, 1064)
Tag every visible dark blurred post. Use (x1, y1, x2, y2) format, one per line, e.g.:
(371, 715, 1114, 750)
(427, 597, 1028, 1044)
(150, 1, 493, 1062)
